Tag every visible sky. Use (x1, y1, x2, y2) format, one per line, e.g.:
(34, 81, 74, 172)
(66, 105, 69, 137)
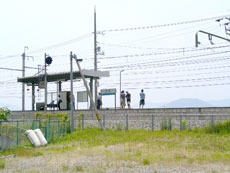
(0, 0, 230, 110)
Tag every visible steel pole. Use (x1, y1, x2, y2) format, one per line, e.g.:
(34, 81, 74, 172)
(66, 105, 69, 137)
(44, 53, 47, 111)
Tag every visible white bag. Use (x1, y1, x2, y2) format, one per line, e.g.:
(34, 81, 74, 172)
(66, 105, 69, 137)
(25, 130, 41, 147)
(34, 129, 47, 145)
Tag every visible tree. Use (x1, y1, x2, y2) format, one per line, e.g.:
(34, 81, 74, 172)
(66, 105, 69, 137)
(0, 107, 10, 121)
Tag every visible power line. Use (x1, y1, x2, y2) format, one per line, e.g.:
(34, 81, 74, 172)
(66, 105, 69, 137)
(100, 15, 230, 33)
(27, 33, 92, 55)
(116, 82, 230, 90)
(99, 46, 230, 60)
(99, 53, 230, 71)
(0, 67, 22, 71)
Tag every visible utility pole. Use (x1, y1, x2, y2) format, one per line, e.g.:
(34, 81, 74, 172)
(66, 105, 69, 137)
(73, 54, 103, 130)
(119, 70, 124, 108)
(22, 46, 28, 111)
(94, 6, 98, 107)
(44, 53, 47, 111)
(70, 52, 74, 132)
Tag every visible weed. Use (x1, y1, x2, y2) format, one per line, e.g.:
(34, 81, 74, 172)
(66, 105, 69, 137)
(128, 163, 135, 168)
(32, 151, 43, 156)
(143, 158, 150, 165)
(0, 159, 5, 169)
(77, 113, 84, 129)
(116, 123, 123, 131)
(160, 116, 172, 130)
(200, 120, 230, 134)
(75, 165, 84, 171)
(182, 120, 186, 130)
(62, 165, 69, 171)
(135, 150, 142, 156)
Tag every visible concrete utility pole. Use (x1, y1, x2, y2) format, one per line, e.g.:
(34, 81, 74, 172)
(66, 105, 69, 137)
(73, 54, 103, 130)
(70, 52, 74, 132)
(94, 6, 98, 107)
(22, 46, 28, 111)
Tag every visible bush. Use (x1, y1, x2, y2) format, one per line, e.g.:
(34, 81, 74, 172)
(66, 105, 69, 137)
(0, 159, 5, 169)
(160, 116, 172, 130)
(0, 107, 10, 121)
(182, 120, 186, 131)
(203, 120, 230, 133)
(34, 112, 69, 122)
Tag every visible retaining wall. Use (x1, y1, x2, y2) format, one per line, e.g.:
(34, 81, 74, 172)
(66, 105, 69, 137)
(10, 107, 230, 130)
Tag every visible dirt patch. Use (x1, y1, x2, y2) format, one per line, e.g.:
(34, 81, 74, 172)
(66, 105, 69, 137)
(1, 144, 230, 172)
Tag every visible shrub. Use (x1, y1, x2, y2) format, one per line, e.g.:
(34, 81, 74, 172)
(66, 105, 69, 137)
(203, 120, 230, 133)
(116, 123, 123, 131)
(160, 116, 172, 130)
(0, 159, 5, 169)
(34, 112, 69, 122)
(76, 113, 84, 129)
(182, 120, 186, 131)
(0, 107, 10, 121)
(143, 158, 150, 165)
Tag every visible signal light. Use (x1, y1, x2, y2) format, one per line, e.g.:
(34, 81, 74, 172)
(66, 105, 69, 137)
(45, 56, 53, 65)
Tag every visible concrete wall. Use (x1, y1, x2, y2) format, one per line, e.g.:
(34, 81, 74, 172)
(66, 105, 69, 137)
(9, 107, 230, 130)
(0, 135, 16, 148)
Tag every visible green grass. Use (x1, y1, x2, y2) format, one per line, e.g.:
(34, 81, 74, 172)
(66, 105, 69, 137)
(1, 126, 230, 170)
(0, 159, 5, 169)
(75, 166, 84, 171)
(49, 127, 230, 164)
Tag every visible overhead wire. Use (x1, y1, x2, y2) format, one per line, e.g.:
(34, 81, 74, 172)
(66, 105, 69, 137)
(100, 14, 230, 33)
(27, 33, 92, 55)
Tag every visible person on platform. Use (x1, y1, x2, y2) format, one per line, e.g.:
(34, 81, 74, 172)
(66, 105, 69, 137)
(57, 95, 62, 110)
(120, 90, 126, 109)
(97, 93, 102, 109)
(126, 91, 131, 109)
(139, 89, 145, 109)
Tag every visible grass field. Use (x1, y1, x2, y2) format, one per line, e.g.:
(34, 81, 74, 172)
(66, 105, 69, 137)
(1, 128, 230, 172)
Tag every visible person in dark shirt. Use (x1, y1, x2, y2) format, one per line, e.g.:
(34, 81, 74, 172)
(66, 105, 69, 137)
(57, 95, 62, 110)
(126, 91, 131, 109)
(97, 93, 102, 109)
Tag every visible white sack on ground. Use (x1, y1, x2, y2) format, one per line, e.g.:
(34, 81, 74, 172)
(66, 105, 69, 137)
(34, 129, 47, 145)
(25, 130, 41, 147)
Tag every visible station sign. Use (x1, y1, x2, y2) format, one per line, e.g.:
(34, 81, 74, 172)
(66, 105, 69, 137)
(100, 88, 117, 95)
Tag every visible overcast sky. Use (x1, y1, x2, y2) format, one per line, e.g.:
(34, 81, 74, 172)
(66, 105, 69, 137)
(0, 0, 230, 110)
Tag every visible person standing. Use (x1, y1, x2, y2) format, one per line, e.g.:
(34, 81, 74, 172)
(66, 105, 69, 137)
(57, 95, 62, 110)
(72, 94, 75, 110)
(120, 90, 126, 109)
(126, 91, 131, 109)
(97, 93, 102, 109)
(139, 89, 145, 109)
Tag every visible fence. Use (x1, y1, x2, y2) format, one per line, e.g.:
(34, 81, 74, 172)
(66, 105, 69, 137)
(0, 120, 70, 149)
(77, 114, 230, 132)
(1, 113, 230, 149)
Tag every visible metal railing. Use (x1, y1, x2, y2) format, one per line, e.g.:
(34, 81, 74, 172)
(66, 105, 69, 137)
(76, 114, 230, 133)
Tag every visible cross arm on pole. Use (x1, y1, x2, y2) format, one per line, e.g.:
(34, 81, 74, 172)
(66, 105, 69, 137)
(195, 30, 230, 47)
